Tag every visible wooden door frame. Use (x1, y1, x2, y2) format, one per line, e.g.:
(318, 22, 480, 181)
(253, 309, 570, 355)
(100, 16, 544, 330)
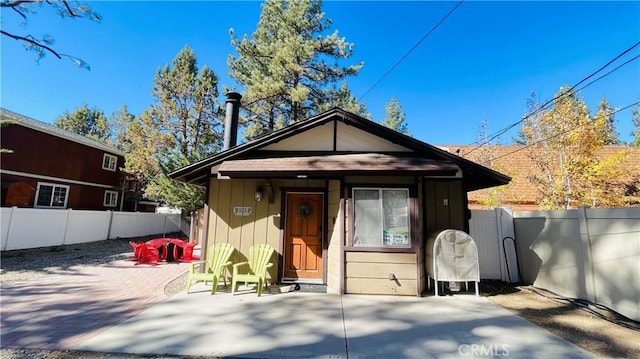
(280, 188, 327, 284)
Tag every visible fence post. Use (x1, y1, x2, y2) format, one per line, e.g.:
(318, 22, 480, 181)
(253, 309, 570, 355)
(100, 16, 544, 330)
(189, 212, 196, 243)
(498, 207, 518, 283)
(106, 210, 114, 239)
(578, 206, 596, 303)
(162, 215, 167, 237)
(3, 207, 16, 251)
(494, 207, 516, 282)
(62, 209, 72, 245)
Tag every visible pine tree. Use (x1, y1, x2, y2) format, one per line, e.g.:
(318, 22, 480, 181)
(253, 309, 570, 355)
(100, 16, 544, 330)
(228, 0, 363, 139)
(317, 81, 371, 118)
(54, 104, 110, 142)
(110, 105, 136, 151)
(592, 98, 619, 145)
(381, 97, 410, 135)
(125, 46, 221, 213)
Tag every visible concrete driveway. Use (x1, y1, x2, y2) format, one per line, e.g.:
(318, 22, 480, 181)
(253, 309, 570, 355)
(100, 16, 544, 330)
(76, 284, 596, 358)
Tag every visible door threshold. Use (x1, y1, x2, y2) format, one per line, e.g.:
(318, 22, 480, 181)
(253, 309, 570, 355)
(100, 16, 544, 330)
(281, 278, 324, 285)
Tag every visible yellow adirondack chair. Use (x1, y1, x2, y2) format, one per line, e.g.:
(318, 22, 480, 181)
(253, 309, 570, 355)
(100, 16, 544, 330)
(232, 244, 275, 296)
(186, 243, 235, 294)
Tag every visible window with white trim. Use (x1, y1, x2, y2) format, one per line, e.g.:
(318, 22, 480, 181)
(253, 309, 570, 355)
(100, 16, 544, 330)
(104, 190, 118, 207)
(352, 188, 411, 248)
(102, 153, 117, 171)
(35, 183, 69, 208)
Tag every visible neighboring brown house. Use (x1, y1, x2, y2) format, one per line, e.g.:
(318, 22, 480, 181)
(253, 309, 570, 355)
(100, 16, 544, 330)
(169, 94, 510, 296)
(442, 145, 640, 210)
(1, 108, 130, 211)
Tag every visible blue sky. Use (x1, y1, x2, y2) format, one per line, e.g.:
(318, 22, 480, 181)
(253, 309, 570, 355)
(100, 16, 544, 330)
(2, 1, 639, 146)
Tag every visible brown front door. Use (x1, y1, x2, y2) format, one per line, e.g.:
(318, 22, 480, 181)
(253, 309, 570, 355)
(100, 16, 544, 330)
(284, 193, 323, 280)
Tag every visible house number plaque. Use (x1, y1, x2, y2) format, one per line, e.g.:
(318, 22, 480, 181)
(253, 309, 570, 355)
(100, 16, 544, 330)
(233, 207, 253, 216)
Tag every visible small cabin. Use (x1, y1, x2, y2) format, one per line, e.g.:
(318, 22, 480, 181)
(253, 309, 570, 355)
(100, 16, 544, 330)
(170, 94, 510, 295)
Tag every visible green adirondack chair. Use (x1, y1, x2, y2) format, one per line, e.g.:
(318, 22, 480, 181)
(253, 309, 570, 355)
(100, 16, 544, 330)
(231, 243, 275, 296)
(186, 242, 235, 294)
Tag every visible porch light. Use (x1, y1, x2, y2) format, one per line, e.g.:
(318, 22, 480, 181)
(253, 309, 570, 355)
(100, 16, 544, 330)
(255, 187, 264, 202)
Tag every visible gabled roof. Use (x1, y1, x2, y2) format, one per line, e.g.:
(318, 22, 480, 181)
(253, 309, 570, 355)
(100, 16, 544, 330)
(169, 108, 510, 191)
(1, 108, 125, 156)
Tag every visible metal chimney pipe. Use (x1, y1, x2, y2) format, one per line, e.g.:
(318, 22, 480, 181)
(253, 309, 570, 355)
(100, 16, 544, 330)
(223, 92, 242, 150)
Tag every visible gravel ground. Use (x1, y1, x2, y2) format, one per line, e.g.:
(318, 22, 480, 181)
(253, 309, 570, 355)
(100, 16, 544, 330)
(2, 238, 639, 359)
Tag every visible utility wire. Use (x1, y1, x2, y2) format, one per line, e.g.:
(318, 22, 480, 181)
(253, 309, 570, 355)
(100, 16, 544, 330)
(575, 53, 640, 93)
(466, 41, 640, 155)
(357, 0, 464, 102)
(489, 101, 639, 162)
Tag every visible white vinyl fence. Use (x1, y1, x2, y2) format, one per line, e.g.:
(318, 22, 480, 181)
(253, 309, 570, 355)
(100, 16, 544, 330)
(1, 207, 181, 251)
(469, 206, 640, 322)
(514, 207, 640, 322)
(469, 208, 518, 282)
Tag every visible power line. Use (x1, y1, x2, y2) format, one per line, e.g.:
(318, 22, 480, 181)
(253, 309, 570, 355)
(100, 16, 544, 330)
(490, 101, 640, 162)
(357, 0, 464, 102)
(575, 53, 640, 93)
(466, 41, 640, 155)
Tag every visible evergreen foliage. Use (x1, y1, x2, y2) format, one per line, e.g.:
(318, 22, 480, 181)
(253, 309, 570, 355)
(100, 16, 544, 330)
(54, 104, 110, 142)
(381, 97, 410, 135)
(123, 46, 222, 213)
(110, 105, 136, 151)
(592, 98, 619, 145)
(228, 0, 363, 139)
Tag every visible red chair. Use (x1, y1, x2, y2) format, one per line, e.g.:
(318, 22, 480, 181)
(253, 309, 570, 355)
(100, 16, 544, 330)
(165, 239, 197, 262)
(145, 238, 169, 260)
(135, 244, 160, 266)
(179, 242, 199, 262)
(129, 241, 144, 261)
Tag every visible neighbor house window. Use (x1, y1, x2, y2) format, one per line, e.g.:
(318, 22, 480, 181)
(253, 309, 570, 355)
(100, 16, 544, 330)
(35, 183, 69, 208)
(102, 153, 117, 171)
(352, 188, 410, 248)
(104, 190, 118, 207)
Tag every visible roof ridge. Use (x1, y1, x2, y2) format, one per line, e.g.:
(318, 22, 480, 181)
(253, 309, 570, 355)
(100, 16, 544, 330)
(1, 107, 124, 156)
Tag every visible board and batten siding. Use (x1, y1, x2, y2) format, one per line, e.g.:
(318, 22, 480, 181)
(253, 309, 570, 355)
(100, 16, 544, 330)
(207, 178, 283, 283)
(345, 252, 418, 295)
(424, 180, 466, 237)
(206, 178, 330, 285)
(326, 180, 342, 294)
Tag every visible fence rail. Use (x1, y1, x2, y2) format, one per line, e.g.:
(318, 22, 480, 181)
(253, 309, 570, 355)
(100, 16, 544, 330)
(1, 207, 181, 251)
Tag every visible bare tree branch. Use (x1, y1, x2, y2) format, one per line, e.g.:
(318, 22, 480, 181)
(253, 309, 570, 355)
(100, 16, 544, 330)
(8, 4, 27, 19)
(61, 0, 78, 17)
(0, 0, 36, 8)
